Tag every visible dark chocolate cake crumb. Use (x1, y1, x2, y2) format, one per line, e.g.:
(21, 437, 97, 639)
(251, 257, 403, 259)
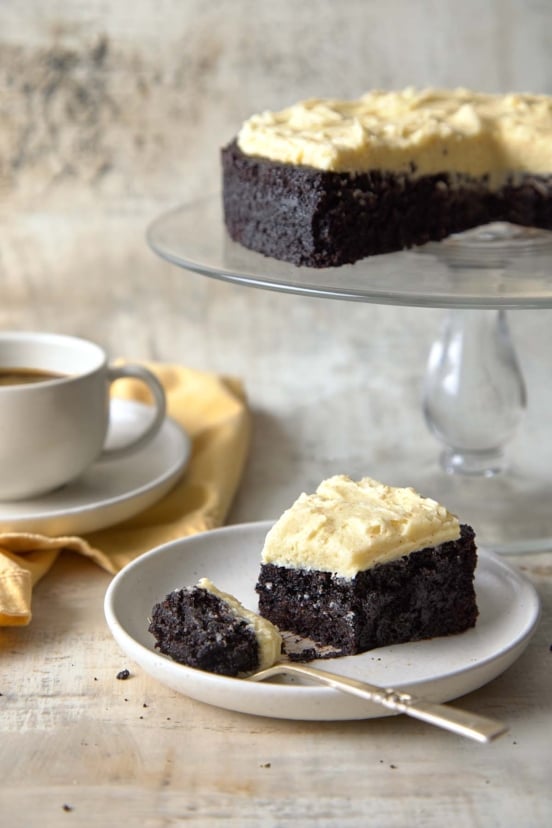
(116, 669, 130, 680)
(149, 586, 261, 677)
(286, 648, 318, 663)
(282, 631, 343, 662)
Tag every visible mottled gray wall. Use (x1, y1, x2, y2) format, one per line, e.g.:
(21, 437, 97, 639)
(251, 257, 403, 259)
(2, 0, 551, 211)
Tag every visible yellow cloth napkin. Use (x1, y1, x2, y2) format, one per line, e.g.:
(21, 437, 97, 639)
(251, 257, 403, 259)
(0, 363, 251, 626)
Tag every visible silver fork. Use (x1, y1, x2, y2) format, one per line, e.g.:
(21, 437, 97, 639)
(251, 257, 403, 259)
(249, 662, 507, 743)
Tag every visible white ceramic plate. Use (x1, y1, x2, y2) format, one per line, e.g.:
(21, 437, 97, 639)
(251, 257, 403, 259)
(104, 521, 540, 721)
(0, 400, 190, 535)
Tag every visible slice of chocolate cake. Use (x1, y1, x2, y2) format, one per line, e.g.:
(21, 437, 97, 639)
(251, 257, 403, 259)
(149, 578, 282, 677)
(222, 88, 552, 267)
(255, 475, 478, 655)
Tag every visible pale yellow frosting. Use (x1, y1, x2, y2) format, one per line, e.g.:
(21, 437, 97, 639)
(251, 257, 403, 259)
(197, 578, 282, 671)
(237, 88, 552, 185)
(261, 475, 461, 578)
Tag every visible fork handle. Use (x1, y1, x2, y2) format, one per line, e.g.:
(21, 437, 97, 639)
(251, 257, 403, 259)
(251, 663, 507, 743)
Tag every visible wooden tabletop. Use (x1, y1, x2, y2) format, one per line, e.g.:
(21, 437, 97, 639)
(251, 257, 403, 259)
(1, 528, 551, 827)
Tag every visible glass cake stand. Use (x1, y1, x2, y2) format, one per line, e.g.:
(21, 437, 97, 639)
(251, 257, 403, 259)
(148, 195, 552, 553)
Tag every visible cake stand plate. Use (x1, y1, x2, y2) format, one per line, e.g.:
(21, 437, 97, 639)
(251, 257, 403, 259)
(148, 196, 552, 309)
(148, 196, 552, 553)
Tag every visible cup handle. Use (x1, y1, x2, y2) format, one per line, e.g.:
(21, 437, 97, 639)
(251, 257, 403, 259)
(99, 364, 167, 460)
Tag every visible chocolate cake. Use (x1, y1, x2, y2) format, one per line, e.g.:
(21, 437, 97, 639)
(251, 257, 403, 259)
(255, 476, 478, 655)
(149, 578, 282, 677)
(222, 89, 552, 267)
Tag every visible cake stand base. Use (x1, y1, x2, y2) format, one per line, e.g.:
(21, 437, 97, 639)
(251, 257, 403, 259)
(415, 224, 552, 553)
(148, 200, 552, 554)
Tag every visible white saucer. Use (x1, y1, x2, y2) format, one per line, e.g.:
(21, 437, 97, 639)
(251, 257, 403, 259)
(0, 399, 190, 535)
(104, 521, 540, 721)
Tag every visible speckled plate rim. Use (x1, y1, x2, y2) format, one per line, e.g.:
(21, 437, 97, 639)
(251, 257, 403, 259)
(104, 521, 540, 721)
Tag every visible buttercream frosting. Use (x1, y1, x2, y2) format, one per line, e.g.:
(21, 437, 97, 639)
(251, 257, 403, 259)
(261, 475, 461, 577)
(237, 88, 552, 185)
(197, 578, 282, 670)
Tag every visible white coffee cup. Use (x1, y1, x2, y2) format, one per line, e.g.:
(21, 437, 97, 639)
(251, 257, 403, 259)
(0, 332, 167, 501)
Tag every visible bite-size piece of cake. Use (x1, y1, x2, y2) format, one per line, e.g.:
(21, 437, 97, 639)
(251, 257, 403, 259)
(149, 578, 282, 677)
(255, 475, 478, 655)
(222, 88, 552, 267)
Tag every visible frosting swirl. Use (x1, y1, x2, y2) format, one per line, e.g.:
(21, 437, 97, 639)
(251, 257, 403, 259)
(238, 88, 552, 184)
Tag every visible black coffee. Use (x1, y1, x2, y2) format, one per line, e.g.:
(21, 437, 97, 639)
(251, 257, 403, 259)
(0, 367, 67, 386)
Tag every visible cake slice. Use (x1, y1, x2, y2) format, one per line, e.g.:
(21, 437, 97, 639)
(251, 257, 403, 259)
(149, 578, 282, 676)
(222, 88, 552, 267)
(255, 475, 478, 655)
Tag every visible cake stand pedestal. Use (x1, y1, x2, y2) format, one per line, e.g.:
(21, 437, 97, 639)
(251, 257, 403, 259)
(148, 197, 552, 553)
